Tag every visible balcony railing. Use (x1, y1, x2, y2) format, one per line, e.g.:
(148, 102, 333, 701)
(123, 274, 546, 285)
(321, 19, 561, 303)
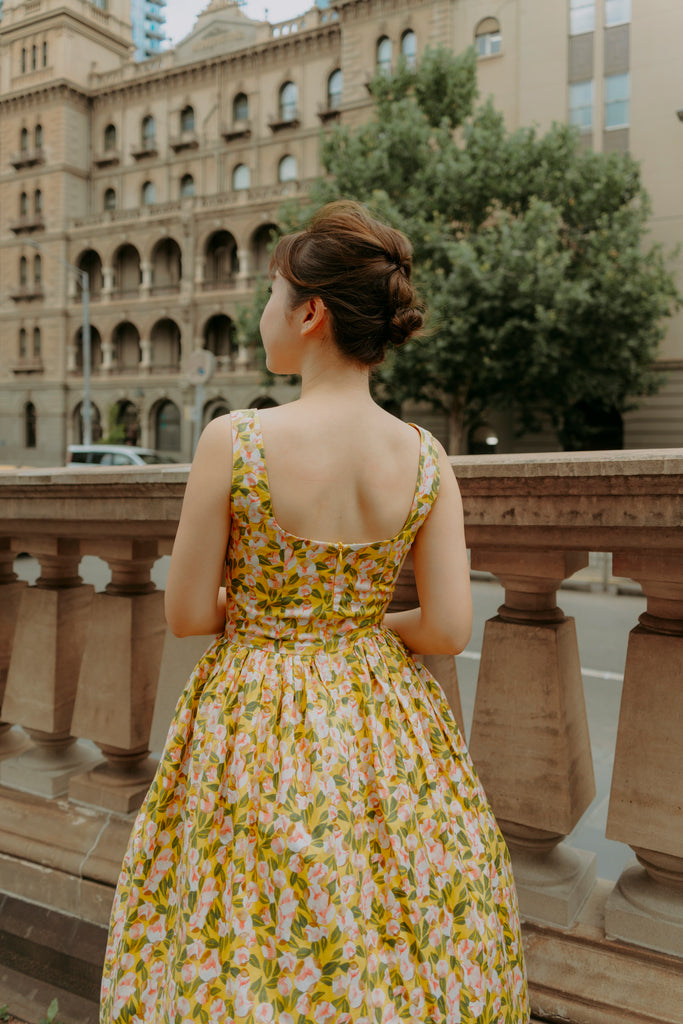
(0, 450, 682, 1022)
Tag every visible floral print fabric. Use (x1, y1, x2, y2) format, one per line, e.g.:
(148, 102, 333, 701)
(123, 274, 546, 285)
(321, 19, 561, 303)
(100, 409, 529, 1024)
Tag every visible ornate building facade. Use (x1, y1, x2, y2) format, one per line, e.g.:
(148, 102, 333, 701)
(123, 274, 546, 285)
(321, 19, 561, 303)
(0, 0, 681, 465)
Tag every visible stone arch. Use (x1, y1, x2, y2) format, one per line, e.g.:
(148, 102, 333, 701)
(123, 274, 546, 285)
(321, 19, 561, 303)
(150, 237, 182, 291)
(202, 396, 231, 427)
(72, 400, 103, 443)
(109, 398, 140, 446)
(76, 248, 104, 299)
(112, 321, 141, 372)
(74, 324, 103, 373)
(250, 222, 280, 276)
(152, 397, 182, 451)
(202, 314, 235, 370)
(150, 318, 181, 371)
(204, 230, 239, 286)
(249, 395, 279, 409)
(113, 243, 141, 295)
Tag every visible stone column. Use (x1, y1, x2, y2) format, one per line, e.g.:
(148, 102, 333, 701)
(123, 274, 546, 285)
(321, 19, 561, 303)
(235, 344, 251, 373)
(140, 338, 153, 373)
(468, 547, 596, 926)
(0, 540, 99, 795)
(194, 254, 204, 288)
(605, 550, 683, 956)
(66, 340, 78, 374)
(101, 339, 115, 373)
(0, 540, 29, 759)
(140, 261, 152, 297)
(102, 265, 114, 300)
(237, 248, 251, 286)
(69, 540, 166, 813)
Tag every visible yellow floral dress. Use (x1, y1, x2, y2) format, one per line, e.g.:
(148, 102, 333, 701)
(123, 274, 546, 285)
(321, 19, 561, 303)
(100, 409, 529, 1024)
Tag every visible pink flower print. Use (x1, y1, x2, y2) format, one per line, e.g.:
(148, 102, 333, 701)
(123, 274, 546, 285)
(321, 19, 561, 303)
(333, 972, 349, 996)
(314, 1002, 336, 1023)
(277, 973, 294, 998)
(296, 994, 312, 1017)
(233, 972, 254, 1018)
(276, 888, 298, 942)
(234, 946, 250, 967)
(348, 966, 365, 1009)
(181, 959, 197, 985)
(255, 1004, 274, 1023)
(294, 955, 322, 993)
(414, 847, 431, 899)
(278, 950, 297, 973)
(146, 915, 167, 943)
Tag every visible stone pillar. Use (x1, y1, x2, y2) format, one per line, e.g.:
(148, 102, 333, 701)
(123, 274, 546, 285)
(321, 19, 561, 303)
(235, 344, 251, 373)
(605, 550, 683, 956)
(0, 541, 29, 759)
(194, 254, 204, 287)
(140, 261, 152, 297)
(0, 540, 99, 795)
(468, 547, 596, 926)
(237, 248, 251, 285)
(389, 554, 465, 734)
(69, 540, 166, 813)
(101, 339, 115, 373)
(140, 338, 153, 373)
(102, 265, 114, 300)
(66, 341, 78, 374)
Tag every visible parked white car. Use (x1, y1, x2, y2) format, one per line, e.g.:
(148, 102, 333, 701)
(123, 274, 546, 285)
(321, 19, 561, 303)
(67, 444, 177, 466)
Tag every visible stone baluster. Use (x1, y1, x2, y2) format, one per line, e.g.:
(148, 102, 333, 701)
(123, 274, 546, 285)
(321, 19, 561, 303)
(0, 540, 98, 794)
(194, 254, 204, 287)
(140, 337, 153, 373)
(69, 540, 166, 813)
(468, 547, 596, 926)
(0, 540, 29, 759)
(389, 553, 465, 735)
(605, 550, 683, 956)
(140, 260, 152, 297)
(102, 265, 114, 300)
(237, 248, 251, 286)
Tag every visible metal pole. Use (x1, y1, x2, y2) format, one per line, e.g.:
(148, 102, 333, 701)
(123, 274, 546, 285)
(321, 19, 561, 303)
(81, 271, 92, 445)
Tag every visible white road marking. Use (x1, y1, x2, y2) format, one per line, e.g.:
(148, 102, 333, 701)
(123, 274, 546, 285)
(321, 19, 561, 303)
(456, 649, 623, 682)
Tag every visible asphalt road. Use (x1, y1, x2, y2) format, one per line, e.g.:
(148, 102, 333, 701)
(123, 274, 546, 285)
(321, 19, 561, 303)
(14, 556, 643, 883)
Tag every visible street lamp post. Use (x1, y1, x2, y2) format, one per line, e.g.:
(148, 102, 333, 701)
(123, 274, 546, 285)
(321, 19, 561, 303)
(29, 242, 92, 445)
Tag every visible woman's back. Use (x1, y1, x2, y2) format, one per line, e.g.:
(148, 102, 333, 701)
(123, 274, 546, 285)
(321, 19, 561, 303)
(258, 399, 422, 545)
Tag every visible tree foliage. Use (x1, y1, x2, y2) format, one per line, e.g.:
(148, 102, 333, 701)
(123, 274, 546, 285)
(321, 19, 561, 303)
(288, 46, 679, 451)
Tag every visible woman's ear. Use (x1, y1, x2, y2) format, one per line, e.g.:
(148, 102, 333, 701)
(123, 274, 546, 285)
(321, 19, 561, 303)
(300, 296, 328, 335)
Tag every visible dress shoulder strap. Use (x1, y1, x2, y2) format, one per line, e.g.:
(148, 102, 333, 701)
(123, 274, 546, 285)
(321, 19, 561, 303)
(402, 424, 441, 537)
(230, 409, 269, 518)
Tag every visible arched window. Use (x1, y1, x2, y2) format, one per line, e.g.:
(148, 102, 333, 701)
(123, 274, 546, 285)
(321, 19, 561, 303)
(42, 41, 48, 67)
(180, 105, 195, 133)
(20, 127, 29, 151)
(21, 48, 26, 74)
(104, 123, 117, 151)
(19, 329, 27, 358)
(155, 400, 181, 451)
(32, 45, 37, 70)
(180, 173, 195, 198)
(24, 402, 37, 449)
(142, 114, 156, 147)
(34, 254, 42, 284)
(233, 92, 249, 122)
(33, 326, 41, 356)
(19, 256, 28, 285)
(104, 187, 116, 211)
(278, 154, 298, 183)
(401, 30, 417, 68)
(35, 189, 42, 214)
(20, 192, 28, 216)
(35, 124, 43, 148)
(232, 164, 250, 191)
(142, 180, 156, 205)
(475, 17, 502, 57)
(279, 81, 298, 122)
(377, 36, 392, 76)
(327, 69, 343, 109)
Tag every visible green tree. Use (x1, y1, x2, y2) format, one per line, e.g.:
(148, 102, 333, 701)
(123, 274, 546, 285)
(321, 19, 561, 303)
(290, 46, 679, 452)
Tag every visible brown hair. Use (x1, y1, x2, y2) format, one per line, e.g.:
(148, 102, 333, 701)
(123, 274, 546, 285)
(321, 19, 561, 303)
(270, 200, 424, 366)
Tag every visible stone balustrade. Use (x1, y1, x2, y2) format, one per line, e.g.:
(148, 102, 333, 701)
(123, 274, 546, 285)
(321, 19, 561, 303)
(0, 450, 682, 1023)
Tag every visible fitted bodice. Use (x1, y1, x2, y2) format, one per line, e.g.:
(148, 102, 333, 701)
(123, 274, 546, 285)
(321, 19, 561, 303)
(223, 409, 440, 653)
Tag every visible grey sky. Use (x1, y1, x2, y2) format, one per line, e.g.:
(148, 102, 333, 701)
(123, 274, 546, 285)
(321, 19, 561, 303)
(165, 0, 312, 46)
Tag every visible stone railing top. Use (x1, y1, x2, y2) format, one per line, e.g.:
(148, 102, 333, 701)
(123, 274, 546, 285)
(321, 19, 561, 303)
(1, 449, 682, 550)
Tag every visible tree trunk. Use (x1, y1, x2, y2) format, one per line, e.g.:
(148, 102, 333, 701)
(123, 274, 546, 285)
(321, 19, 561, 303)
(447, 393, 466, 454)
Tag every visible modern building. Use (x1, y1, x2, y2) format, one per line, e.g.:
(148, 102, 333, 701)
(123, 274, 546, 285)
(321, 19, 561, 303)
(0, 0, 681, 466)
(130, 0, 167, 61)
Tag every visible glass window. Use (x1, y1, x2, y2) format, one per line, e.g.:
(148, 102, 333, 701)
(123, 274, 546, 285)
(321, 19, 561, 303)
(232, 164, 251, 191)
(401, 30, 417, 68)
(34, 254, 42, 284)
(155, 400, 181, 451)
(279, 82, 298, 122)
(377, 36, 392, 76)
(570, 0, 594, 35)
(233, 93, 248, 122)
(20, 257, 27, 285)
(42, 41, 47, 67)
(327, 69, 342, 109)
(142, 114, 155, 146)
(35, 189, 42, 214)
(35, 124, 43, 148)
(104, 123, 117, 151)
(32, 45, 37, 70)
(278, 155, 297, 183)
(569, 79, 593, 130)
(605, 72, 629, 128)
(142, 180, 156, 205)
(19, 329, 27, 358)
(25, 402, 37, 448)
(20, 192, 28, 215)
(20, 127, 29, 151)
(475, 30, 502, 56)
(180, 106, 195, 133)
(180, 173, 195, 198)
(104, 187, 116, 210)
(21, 48, 26, 74)
(605, 0, 630, 25)
(33, 327, 41, 356)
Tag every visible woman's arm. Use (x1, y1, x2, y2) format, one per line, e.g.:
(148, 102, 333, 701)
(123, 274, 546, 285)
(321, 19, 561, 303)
(164, 415, 233, 638)
(383, 442, 472, 655)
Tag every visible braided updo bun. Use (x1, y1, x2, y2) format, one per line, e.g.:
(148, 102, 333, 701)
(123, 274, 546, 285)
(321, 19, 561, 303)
(270, 200, 425, 366)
